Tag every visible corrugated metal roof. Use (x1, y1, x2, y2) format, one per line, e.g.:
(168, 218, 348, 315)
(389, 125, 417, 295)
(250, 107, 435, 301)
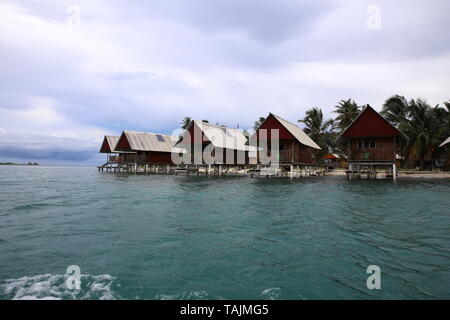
(100, 135, 122, 153)
(270, 114, 321, 150)
(192, 121, 255, 151)
(440, 136, 450, 147)
(106, 136, 120, 152)
(123, 131, 185, 153)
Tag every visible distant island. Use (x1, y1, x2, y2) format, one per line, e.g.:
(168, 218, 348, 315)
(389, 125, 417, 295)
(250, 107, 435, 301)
(0, 162, 39, 166)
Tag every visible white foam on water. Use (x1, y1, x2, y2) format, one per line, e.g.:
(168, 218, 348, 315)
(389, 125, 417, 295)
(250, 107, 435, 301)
(0, 273, 119, 300)
(260, 287, 281, 300)
(156, 290, 224, 300)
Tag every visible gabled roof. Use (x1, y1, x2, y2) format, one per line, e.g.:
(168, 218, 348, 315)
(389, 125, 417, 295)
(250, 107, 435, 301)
(253, 113, 321, 150)
(186, 120, 254, 152)
(440, 136, 450, 147)
(118, 131, 185, 153)
(337, 105, 407, 142)
(99, 135, 121, 153)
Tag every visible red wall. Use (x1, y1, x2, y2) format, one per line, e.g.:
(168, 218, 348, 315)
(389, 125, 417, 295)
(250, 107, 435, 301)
(116, 133, 131, 151)
(257, 114, 296, 140)
(99, 138, 111, 153)
(146, 151, 174, 164)
(343, 107, 400, 138)
(348, 136, 396, 161)
(298, 143, 315, 164)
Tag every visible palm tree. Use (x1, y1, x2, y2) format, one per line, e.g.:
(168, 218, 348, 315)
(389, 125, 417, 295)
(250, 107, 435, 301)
(381, 95, 411, 160)
(439, 101, 450, 139)
(334, 99, 361, 131)
(405, 99, 440, 169)
(180, 116, 192, 129)
(253, 117, 266, 131)
(299, 107, 335, 158)
(381, 95, 409, 128)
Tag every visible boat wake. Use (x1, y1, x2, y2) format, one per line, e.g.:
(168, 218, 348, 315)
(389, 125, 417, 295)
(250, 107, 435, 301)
(0, 273, 119, 300)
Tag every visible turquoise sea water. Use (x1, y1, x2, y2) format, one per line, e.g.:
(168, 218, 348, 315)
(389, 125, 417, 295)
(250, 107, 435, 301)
(0, 166, 449, 300)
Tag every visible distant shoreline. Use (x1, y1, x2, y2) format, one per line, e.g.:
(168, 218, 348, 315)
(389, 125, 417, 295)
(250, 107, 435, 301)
(0, 162, 39, 166)
(328, 170, 450, 179)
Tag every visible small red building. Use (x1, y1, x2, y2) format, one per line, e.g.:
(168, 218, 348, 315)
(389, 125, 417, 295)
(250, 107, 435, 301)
(99, 135, 126, 164)
(179, 120, 256, 165)
(337, 105, 407, 178)
(114, 131, 184, 164)
(252, 113, 321, 164)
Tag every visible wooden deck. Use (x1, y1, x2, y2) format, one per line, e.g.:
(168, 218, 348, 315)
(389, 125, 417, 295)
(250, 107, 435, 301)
(97, 163, 327, 178)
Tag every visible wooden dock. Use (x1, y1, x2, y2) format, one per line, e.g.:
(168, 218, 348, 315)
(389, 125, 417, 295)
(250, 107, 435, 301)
(345, 161, 398, 180)
(97, 163, 327, 178)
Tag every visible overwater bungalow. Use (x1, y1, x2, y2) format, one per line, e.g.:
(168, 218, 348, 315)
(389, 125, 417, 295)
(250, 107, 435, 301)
(337, 105, 408, 180)
(114, 130, 184, 167)
(252, 113, 321, 165)
(99, 135, 126, 165)
(178, 120, 256, 165)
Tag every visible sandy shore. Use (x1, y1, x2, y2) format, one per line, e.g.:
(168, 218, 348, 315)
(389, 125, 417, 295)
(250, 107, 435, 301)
(327, 170, 450, 179)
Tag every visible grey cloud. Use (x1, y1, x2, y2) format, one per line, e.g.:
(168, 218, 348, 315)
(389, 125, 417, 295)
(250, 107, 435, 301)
(0, 146, 96, 161)
(0, 130, 100, 163)
(143, 0, 336, 44)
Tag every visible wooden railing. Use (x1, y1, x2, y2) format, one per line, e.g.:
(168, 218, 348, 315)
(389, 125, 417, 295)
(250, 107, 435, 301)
(124, 154, 136, 163)
(108, 155, 126, 163)
(264, 150, 295, 163)
(349, 147, 395, 161)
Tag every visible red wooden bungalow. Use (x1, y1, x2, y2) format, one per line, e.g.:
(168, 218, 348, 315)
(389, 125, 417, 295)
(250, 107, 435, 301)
(179, 120, 256, 165)
(337, 105, 407, 178)
(252, 113, 321, 165)
(99, 135, 126, 164)
(114, 131, 184, 165)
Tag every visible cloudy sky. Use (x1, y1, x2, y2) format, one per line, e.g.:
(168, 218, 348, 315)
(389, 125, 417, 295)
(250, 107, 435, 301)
(1, 0, 449, 164)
